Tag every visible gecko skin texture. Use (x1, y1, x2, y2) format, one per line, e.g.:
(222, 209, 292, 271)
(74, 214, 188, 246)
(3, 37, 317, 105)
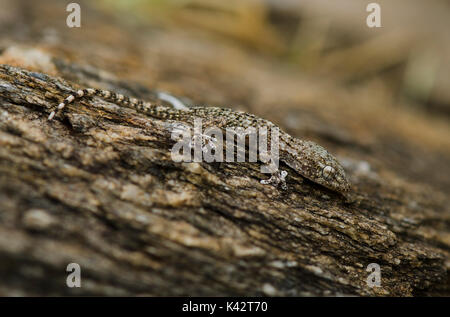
(49, 88, 351, 194)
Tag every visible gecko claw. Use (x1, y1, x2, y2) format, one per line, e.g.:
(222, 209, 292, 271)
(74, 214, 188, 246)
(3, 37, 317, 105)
(261, 170, 288, 190)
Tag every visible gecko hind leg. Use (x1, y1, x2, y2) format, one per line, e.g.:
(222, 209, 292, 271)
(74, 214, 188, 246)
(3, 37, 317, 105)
(169, 122, 219, 154)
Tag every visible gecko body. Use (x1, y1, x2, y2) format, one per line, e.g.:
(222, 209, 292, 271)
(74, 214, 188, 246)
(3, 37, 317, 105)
(49, 88, 351, 194)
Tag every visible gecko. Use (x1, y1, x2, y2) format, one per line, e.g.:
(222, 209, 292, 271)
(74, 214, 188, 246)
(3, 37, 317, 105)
(48, 88, 351, 194)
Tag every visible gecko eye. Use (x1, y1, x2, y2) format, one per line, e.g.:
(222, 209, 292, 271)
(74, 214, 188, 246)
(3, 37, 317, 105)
(322, 165, 335, 180)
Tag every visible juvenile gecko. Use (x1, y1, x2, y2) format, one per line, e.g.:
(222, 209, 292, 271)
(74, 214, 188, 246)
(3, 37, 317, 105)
(48, 88, 351, 194)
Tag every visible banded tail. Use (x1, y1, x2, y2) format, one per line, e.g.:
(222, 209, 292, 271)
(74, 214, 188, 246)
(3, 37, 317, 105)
(48, 88, 155, 120)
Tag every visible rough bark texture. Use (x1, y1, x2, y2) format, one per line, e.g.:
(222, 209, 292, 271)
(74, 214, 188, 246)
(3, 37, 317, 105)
(0, 0, 449, 296)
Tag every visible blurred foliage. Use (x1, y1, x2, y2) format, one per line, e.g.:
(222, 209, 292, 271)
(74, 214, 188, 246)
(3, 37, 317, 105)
(99, 0, 285, 53)
(97, 0, 450, 116)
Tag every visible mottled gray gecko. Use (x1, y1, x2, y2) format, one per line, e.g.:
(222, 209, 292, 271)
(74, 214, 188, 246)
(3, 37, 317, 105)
(48, 88, 351, 194)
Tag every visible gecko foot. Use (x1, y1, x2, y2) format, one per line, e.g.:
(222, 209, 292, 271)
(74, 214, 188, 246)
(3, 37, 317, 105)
(260, 170, 288, 190)
(189, 134, 218, 153)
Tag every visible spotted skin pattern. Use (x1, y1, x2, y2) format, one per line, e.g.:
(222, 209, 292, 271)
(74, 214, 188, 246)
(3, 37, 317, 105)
(49, 88, 351, 194)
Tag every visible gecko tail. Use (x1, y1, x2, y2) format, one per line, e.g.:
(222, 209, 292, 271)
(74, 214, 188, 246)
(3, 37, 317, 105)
(48, 87, 171, 121)
(48, 88, 138, 120)
(48, 89, 93, 120)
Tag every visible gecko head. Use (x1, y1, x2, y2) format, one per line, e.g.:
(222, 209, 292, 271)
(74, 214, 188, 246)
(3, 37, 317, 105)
(286, 141, 351, 193)
(306, 142, 350, 193)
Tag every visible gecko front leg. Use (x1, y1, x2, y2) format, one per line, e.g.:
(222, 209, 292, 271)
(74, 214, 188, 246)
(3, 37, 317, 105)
(260, 170, 288, 190)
